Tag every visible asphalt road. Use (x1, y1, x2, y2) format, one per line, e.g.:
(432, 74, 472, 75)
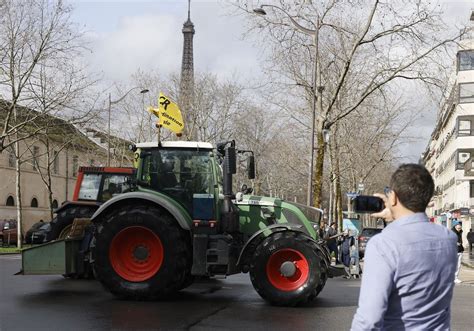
(1, 254, 473, 331)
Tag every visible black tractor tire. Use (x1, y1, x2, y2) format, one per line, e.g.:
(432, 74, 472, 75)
(249, 231, 324, 306)
(92, 204, 192, 300)
(314, 251, 328, 297)
(48, 206, 95, 241)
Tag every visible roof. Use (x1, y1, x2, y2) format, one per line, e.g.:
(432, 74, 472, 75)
(136, 141, 213, 149)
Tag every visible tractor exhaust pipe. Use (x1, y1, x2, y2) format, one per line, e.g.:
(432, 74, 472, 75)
(219, 141, 239, 233)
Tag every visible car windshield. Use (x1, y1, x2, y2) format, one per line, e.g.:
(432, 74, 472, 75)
(30, 222, 44, 230)
(39, 223, 51, 231)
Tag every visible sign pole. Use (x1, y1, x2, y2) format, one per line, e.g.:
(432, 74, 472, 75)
(157, 124, 161, 147)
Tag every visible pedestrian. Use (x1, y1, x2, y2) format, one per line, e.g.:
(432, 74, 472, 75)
(326, 223, 340, 264)
(318, 221, 326, 241)
(452, 222, 464, 284)
(467, 228, 474, 253)
(339, 228, 355, 278)
(351, 164, 458, 330)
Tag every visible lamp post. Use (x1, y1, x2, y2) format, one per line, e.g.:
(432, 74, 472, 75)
(108, 87, 149, 166)
(254, 5, 322, 206)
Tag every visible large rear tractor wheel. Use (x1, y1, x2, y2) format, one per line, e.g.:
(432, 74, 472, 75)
(92, 204, 192, 300)
(250, 231, 324, 306)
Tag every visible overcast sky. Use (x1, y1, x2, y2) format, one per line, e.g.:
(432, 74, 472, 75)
(69, 0, 474, 162)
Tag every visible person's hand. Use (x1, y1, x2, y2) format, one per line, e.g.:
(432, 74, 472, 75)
(370, 193, 393, 221)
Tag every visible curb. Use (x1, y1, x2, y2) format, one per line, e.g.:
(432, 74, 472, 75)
(0, 252, 21, 255)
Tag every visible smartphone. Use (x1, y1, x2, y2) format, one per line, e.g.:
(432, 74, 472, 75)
(353, 195, 385, 213)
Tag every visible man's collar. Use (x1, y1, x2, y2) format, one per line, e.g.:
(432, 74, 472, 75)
(391, 212, 428, 226)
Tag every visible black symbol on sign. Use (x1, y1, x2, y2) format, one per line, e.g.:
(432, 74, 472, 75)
(159, 96, 171, 110)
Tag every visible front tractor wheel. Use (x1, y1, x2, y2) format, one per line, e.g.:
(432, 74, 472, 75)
(250, 232, 323, 306)
(92, 204, 191, 300)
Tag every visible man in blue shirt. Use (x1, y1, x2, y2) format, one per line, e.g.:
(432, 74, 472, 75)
(351, 164, 458, 330)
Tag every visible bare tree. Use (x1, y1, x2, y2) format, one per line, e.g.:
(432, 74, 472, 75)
(237, 0, 466, 208)
(0, 0, 100, 248)
(0, 0, 89, 154)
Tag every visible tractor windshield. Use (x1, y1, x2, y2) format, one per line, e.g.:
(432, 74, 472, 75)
(78, 173, 102, 200)
(140, 149, 213, 212)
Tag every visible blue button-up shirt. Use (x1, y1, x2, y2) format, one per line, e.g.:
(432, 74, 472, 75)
(351, 213, 458, 330)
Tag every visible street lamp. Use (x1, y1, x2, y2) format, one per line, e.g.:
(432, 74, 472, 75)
(254, 5, 323, 206)
(108, 87, 149, 166)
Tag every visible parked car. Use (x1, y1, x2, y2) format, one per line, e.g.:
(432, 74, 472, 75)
(25, 221, 51, 244)
(0, 220, 8, 245)
(1, 219, 18, 246)
(358, 227, 382, 259)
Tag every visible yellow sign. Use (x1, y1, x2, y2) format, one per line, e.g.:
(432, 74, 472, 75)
(147, 106, 160, 118)
(157, 93, 184, 135)
(133, 151, 140, 168)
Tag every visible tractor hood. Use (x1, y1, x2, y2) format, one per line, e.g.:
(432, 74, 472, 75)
(233, 195, 282, 207)
(234, 195, 323, 225)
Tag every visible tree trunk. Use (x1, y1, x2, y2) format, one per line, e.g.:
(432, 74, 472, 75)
(312, 127, 325, 208)
(46, 149, 54, 221)
(335, 161, 343, 230)
(15, 140, 23, 249)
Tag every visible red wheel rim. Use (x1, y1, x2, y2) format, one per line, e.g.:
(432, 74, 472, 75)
(109, 226, 164, 282)
(266, 248, 310, 291)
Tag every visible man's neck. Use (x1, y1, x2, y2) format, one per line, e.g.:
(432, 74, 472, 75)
(392, 209, 416, 221)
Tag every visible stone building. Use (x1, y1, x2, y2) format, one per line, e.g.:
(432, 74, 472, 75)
(0, 103, 131, 232)
(422, 13, 474, 247)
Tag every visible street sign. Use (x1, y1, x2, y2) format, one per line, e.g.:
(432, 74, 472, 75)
(357, 183, 364, 192)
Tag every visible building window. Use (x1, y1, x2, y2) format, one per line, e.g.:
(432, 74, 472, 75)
(32, 146, 40, 170)
(457, 116, 474, 136)
(6, 196, 15, 206)
(470, 180, 474, 198)
(458, 51, 474, 71)
(53, 150, 59, 174)
(31, 198, 38, 208)
(456, 149, 473, 170)
(52, 199, 58, 209)
(72, 155, 78, 177)
(459, 83, 474, 103)
(8, 147, 15, 168)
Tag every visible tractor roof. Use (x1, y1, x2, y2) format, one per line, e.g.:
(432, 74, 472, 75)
(136, 141, 213, 149)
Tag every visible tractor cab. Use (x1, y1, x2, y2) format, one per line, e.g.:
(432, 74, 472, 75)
(135, 142, 217, 216)
(73, 167, 135, 203)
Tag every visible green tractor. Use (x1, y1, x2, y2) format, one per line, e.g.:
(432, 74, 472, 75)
(21, 140, 340, 306)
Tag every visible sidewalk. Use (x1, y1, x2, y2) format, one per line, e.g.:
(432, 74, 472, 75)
(461, 251, 473, 269)
(458, 266, 474, 286)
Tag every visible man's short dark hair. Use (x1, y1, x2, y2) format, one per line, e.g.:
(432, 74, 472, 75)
(390, 164, 434, 213)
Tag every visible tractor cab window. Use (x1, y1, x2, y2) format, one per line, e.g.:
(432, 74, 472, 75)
(101, 174, 131, 202)
(78, 173, 102, 200)
(141, 149, 213, 212)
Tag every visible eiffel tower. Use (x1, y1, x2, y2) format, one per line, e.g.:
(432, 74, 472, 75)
(180, 0, 196, 140)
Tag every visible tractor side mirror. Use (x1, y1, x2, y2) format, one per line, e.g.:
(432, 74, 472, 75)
(247, 155, 255, 179)
(225, 146, 237, 175)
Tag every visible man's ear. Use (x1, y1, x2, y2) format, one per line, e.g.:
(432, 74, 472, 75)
(389, 191, 397, 207)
